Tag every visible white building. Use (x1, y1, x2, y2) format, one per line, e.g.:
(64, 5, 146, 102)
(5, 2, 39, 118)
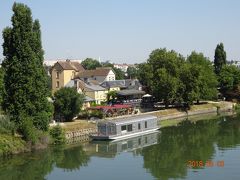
(229, 61, 240, 68)
(76, 67, 115, 83)
(113, 63, 129, 72)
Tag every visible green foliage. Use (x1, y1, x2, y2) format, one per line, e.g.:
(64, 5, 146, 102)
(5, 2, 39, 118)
(137, 63, 153, 92)
(54, 87, 84, 121)
(101, 61, 114, 68)
(112, 67, 125, 80)
(138, 49, 218, 107)
(19, 116, 37, 143)
(147, 48, 184, 106)
(107, 90, 117, 102)
(90, 110, 104, 119)
(179, 63, 200, 106)
(0, 68, 3, 107)
(0, 134, 26, 156)
(127, 66, 138, 79)
(50, 125, 66, 145)
(81, 58, 102, 70)
(78, 110, 90, 119)
(0, 116, 15, 135)
(219, 65, 240, 99)
(214, 43, 226, 75)
(2, 3, 53, 132)
(187, 52, 218, 101)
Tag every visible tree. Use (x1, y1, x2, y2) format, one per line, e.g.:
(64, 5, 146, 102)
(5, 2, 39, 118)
(81, 58, 102, 70)
(147, 48, 185, 107)
(0, 68, 3, 107)
(107, 90, 117, 103)
(2, 3, 53, 134)
(219, 65, 240, 99)
(187, 52, 218, 101)
(112, 67, 125, 80)
(127, 66, 138, 79)
(101, 61, 114, 68)
(179, 63, 200, 106)
(137, 63, 153, 93)
(53, 87, 84, 122)
(214, 43, 226, 75)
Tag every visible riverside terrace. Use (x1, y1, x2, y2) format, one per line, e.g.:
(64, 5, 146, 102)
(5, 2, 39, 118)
(115, 89, 146, 107)
(88, 104, 135, 117)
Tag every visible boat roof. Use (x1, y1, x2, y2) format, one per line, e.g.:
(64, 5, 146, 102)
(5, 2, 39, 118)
(99, 115, 157, 125)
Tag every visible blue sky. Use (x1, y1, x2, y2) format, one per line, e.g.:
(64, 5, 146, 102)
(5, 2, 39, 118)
(1, 0, 240, 63)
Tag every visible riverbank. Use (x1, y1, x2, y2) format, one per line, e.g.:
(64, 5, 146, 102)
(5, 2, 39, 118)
(0, 134, 26, 156)
(0, 101, 235, 155)
(62, 101, 234, 141)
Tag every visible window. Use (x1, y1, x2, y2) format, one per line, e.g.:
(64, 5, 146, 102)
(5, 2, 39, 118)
(56, 81, 59, 88)
(145, 121, 148, 128)
(138, 138, 141, 145)
(145, 137, 148, 143)
(127, 124, 133, 132)
(56, 71, 60, 79)
(138, 123, 141, 130)
(121, 125, 127, 131)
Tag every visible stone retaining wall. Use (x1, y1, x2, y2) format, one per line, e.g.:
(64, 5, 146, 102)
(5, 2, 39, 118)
(65, 128, 97, 141)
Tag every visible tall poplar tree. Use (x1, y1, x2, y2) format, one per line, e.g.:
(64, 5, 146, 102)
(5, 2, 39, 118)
(2, 3, 52, 134)
(214, 43, 226, 75)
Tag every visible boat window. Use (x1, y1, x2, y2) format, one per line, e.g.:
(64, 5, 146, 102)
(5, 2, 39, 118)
(121, 125, 127, 131)
(138, 123, 141, 130)
(138, 138, 141, 145)
(122, 143, 127, 150)
(145, 121, 148, 128)
(127, 124, 133, 132)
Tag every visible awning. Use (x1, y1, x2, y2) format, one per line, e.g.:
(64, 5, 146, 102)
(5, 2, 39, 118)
(117, 89, 145, 96)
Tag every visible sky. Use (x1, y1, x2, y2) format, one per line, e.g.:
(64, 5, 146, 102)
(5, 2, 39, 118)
(1, 0, 240, 63)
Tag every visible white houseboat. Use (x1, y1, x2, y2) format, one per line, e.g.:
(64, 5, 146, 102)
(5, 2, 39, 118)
(91, 115, 159, 140)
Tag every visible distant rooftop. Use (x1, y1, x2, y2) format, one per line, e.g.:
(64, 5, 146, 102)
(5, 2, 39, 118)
(44, 59, 82, 66)
(76, 68, 112, 78)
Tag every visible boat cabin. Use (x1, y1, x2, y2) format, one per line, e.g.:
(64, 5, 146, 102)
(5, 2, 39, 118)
(92, 115, 158, 140)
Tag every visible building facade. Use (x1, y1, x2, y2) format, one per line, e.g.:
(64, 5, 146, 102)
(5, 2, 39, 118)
(51, 60, 85, 94)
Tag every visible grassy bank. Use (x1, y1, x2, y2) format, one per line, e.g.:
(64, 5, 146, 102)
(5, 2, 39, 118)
(58, 120, 96, 132)
(0, 134, 26, 156)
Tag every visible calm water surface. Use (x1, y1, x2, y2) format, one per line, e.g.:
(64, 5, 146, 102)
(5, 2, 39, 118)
(1, 115, 240, 180)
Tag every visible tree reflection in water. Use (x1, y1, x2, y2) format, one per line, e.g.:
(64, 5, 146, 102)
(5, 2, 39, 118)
(0, 145, 89, 180)
(0, 115, 240, 180)
(141, 116, 240, 180)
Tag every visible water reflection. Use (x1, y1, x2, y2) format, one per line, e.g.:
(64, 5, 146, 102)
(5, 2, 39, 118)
(0, 115, 240, 180)
(141, 116, 240, 180)
(85, 132, 159, 158)
(0, 145, 90, 180)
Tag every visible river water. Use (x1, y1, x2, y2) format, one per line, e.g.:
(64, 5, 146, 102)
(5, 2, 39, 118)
(1, 114, 240, 180)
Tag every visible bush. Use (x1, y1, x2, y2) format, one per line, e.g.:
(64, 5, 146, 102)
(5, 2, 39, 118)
(54, 87, 84, 122)
(90, 111, 104, 119)
(0, 116, 15, 135)
(78, 110, 90, 119)
(20, 116, 38, 144)
(0, 134, 26, 156)
(50, 125, 66, 145)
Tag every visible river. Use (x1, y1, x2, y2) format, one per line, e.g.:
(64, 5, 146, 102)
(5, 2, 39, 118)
(1, 114, 240, 180)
